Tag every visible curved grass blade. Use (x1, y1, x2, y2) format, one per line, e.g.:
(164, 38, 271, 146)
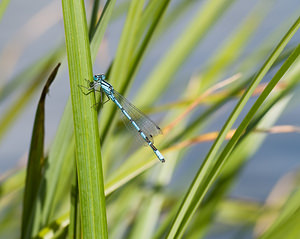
(166, 18, 300, 238)
(21, 63, 61, 239)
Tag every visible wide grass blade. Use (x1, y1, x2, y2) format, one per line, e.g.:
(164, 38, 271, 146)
(62, 0, 107, 237)
(37, 0, 115, 230)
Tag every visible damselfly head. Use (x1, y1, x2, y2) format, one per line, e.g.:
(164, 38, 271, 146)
(94, 74, 106, 82)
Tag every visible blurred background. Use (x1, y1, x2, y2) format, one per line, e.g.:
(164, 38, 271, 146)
(0, 0, 300, 238)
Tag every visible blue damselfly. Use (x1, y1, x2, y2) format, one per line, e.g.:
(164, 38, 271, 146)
(80, 74, 165, 163)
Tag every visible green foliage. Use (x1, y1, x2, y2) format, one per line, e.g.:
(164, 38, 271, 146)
(0, 1, 300, 239)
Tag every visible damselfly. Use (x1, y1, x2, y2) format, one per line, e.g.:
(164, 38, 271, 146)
(79, 74, 165, 163)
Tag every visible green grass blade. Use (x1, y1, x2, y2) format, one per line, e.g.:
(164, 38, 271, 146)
(21, 63, 61, 239)
(62, 0, 107, 237)
(37, 0, 115, 228)
(166, 17, 300, 238)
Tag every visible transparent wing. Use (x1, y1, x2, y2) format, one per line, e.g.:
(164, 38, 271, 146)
(119, 112, 149, 146)
(113, 90, 162, 145)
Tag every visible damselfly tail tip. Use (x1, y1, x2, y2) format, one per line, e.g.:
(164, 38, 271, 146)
(155, 150, 165, 163)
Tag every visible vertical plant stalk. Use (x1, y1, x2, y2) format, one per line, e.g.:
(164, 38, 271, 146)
(62, 0, 107, 238)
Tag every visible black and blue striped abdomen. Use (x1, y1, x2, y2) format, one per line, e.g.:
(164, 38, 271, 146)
(109, 93, 165, 163)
